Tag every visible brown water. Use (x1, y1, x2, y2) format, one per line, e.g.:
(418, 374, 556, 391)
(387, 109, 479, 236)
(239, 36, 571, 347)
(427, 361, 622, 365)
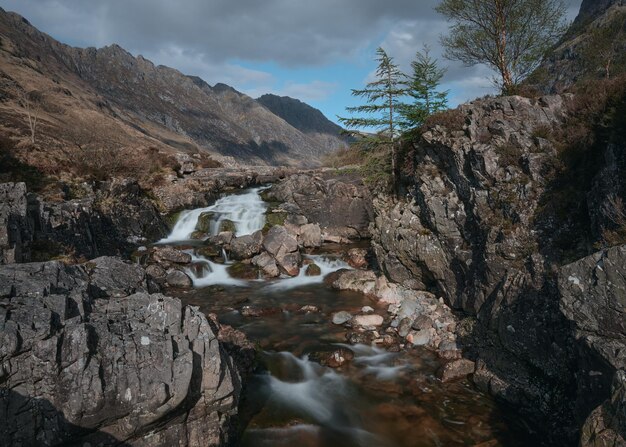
(180, 253, 535, 447)
(164, 188, 537, 447)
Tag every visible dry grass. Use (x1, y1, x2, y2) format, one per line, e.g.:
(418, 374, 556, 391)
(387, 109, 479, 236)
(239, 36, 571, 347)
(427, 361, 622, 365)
(422, 108, 466, 132)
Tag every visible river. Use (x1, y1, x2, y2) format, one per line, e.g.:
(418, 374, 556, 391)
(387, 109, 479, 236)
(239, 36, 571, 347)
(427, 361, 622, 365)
(159, 187, 535, 447)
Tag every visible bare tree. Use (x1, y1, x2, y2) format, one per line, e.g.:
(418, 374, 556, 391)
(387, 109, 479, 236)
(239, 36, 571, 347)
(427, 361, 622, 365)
(597, 16, 626, 80)
(436, 0, 567, 94)
(18, 90, 43, 144)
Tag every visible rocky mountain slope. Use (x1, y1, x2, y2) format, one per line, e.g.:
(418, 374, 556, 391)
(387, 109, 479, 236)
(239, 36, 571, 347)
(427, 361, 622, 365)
(536, 0, 626, 92)
(0, 8, 346, 167)
(257, 94, 349, 152)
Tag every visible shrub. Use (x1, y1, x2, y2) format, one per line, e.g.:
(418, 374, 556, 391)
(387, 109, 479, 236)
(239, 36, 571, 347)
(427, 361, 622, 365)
(422, 108, 466, 132)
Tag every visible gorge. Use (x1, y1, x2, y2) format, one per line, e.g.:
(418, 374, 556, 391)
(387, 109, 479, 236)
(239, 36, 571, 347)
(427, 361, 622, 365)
(1, 0, 626, 446)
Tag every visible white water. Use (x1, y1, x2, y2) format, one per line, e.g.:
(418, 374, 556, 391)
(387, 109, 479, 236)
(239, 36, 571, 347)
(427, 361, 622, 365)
(185, 252, 248, 287)
(186, 254, 349, 289)
(160, 186, 269, 243)
(263, 255, 351, 291)
(255, 350, 392, 446)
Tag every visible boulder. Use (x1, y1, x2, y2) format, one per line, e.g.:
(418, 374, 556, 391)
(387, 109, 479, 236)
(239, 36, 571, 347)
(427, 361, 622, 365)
(298, 223, 322, 248)
(276, 252, 301, 277)
(0, 259, 240, 446)
(195, 211, 214, 233)
(331, 270, 377, 295)
(145, 264, 167, 281)
(87, 256, 148, 297)
(152, 247, 192, 264)
(345, 248, 368, 268)
(227, 262, 258, 280)
(263, 226, 301, 276)
(263, 225, 298, 256)
(305, 263, 322, 276)
(165, 269, 193, 288)
(230, 231, 263, 260)
(251, 252, 280, 278)
(438, 359, 476, 382)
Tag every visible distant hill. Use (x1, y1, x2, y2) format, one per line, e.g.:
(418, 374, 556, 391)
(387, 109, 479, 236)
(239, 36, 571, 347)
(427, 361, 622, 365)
(0, 8, 346, 167)
(533, 0, 626, 92)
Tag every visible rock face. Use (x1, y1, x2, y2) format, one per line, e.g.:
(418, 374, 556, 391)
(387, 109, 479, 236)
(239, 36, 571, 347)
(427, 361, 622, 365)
(0, 257, 241, 446)
(0, 180, 169, 263)
(370, 94, 626, 444)
(0, 182, 31, 264)
(559, 246, 626, 444)
(580, 371, 626, 447)
(266, 173, 373, 241)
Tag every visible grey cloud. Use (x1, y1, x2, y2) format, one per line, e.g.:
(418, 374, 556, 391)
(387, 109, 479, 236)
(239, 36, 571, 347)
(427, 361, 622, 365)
(0, 0, 582, 99)
(1, 0, 441, 66)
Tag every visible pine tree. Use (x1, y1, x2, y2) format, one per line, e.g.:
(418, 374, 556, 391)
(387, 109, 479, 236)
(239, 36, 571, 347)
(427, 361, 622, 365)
(400, 46, 449, 130)
(339, 47, 406, 191)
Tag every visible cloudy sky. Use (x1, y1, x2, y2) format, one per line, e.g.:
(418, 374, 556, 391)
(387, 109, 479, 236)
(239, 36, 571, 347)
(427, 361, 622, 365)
(0, 0, 582, 124)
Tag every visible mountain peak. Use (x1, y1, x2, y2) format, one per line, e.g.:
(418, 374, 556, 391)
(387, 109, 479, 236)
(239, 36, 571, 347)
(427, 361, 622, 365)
(257, 94, 345, 138)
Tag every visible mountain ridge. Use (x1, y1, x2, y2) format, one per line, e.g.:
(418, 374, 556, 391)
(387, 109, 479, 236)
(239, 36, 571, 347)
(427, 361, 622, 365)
(0, 8, 347, 167)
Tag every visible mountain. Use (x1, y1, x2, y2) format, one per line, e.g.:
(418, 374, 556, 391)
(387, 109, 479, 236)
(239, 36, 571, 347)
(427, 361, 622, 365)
(0, 8, 346, 167)
(257, 94, 350, 151)
(534, 0, 626, 92)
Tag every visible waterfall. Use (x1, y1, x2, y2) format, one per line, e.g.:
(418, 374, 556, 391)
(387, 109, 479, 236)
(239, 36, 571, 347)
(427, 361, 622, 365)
(160, 186, 269, 243)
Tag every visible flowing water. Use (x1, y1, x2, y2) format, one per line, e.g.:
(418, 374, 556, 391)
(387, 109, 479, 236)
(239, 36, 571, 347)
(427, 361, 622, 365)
(160, 187, 537, 447)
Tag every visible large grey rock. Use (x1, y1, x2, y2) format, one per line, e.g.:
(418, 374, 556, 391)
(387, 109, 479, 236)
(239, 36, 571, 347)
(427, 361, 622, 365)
(263, 226, 301, 276)
(298, 223, 322, 248)
(251, 252, 280, 277)
(265, 174, 373, 240)
(230, 230, 263, 260)
(0, 258, 240, 446)
(152, 246, 193, 264)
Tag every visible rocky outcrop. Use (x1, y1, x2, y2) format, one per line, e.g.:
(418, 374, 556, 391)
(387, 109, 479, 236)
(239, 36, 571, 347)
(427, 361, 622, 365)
(34, 179, 169, 260)
(0, 182, 31, 264)
(580, 371, 626, 447)
(0, 257, 241, 446)
(370, 94, 626, 444)
(265, 173, 373, 241)
(0, 180, 169, 264)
